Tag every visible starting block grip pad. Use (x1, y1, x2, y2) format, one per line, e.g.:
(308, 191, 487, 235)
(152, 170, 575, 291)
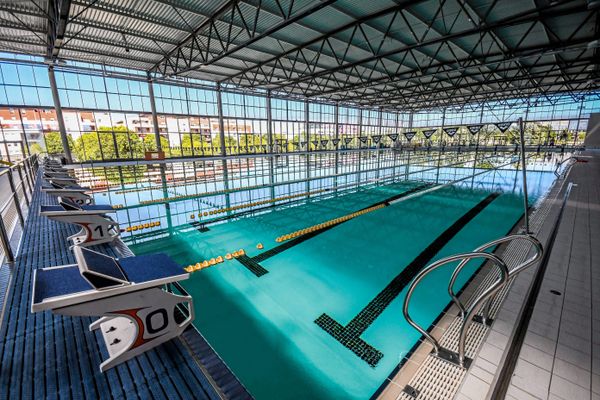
(33, 265, 91, 305)
(33, 254, 185, 306)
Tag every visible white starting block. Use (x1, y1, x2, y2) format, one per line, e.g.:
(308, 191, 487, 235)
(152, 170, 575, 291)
(42, 182, 94, 205)
(31, 246, 194, 372)
(40, 200, 120, 247)
(43, 160, 64, 169)
(43, 172, 78, 186)
(45, 167, 69, 174)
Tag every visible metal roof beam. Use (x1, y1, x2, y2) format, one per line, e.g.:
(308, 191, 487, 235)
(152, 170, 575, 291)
(169, 0, 338, 75)
(220, 1, 425, 85)
(338, 45, 593, 102)
(361, 66, 590, 106)
(273, 1, 589, 93)
(368, 78, 593, 110)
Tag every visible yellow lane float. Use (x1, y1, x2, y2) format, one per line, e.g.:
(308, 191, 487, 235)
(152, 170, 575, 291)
(274, 203, 386, 243)
(123, 220, 161, 232)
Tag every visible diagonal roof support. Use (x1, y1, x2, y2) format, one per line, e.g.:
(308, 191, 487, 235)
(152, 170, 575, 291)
(271, 1, 589, 94)
(151, 0, 338, 76)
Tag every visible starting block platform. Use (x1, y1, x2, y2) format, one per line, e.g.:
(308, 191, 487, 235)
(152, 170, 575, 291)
(32, 246, 193, 372)
(0, 162, 252, 399)
(40, 200, 120, 246)
(43, 171, 78, 186)
(41, 182, 94, 205)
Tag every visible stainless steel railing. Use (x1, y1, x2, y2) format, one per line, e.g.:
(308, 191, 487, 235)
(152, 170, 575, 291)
(402, 233, 543, 368)
(554, 155, 579, 178)
(0, 154, 39, 263)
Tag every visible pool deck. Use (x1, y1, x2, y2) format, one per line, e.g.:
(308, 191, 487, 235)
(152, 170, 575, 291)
(454, 148, 600, 400)
(0, 172, 252, 399)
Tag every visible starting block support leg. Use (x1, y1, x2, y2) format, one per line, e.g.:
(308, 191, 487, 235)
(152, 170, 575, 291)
(57, 287, 194, 372)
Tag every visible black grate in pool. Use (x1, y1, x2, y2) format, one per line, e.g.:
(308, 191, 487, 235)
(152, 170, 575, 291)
(314, 192, 501, 367)
(236, 254, 269, 277)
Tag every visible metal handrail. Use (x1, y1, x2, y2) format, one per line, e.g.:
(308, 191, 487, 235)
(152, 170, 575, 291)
(403, 252, 509, 366)
(554, 156, 578, 177)
(0, 153, 39, 262)
(448, 234, 543, 322)
(403, 233, 543, 368)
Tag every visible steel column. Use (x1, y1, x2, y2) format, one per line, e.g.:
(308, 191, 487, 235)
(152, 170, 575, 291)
(216, 84, 231, 209)
(267, 90, 275, 200)
(48, 66, 72, 163)
(304, 99, 310, 193)
(334, 102, 340, 190)
(518, 117, 530, 233)
(147, 72, 163, 152)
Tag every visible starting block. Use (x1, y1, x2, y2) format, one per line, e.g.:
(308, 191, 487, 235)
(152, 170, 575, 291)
(31, 246, 193, 372)
(40, 200, 120, 247)
(43, 172, 78, 186)
(42, 182, 94, 205)
(43, 160, 64, 169)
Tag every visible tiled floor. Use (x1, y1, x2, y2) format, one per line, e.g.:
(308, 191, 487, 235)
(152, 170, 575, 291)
(456, 150, 600, 400)
(505, 151, 599, 400)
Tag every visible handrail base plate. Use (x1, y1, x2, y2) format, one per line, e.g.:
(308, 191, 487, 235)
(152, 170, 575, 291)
(432, 347, 472, 370)
(473, 314, 494, 326)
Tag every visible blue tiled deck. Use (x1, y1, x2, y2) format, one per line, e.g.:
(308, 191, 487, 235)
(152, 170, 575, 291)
(0, 172, 252, 399)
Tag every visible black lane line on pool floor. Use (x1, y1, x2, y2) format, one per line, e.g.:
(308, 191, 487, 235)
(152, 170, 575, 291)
(314, 192, 501, 367)
(234, 183, 433, 277)
(189, 221, 210, 232)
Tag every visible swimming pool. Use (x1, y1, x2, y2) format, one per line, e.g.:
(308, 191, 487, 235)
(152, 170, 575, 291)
(122, 166, 555, 400)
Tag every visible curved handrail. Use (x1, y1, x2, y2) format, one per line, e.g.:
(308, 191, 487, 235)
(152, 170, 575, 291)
(554, 156, 578, 177)
(457, 269, 507, 366)
(447, 234, 543, 320)
(402, 252, 509, 356)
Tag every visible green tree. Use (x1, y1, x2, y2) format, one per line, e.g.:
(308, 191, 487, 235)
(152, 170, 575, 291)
(143, 134, 169, 152)
(44, 131, 74, 155)
(180, 133, 214, 156)
(73, 126, 144, 161)
(73, 126, 146, 184)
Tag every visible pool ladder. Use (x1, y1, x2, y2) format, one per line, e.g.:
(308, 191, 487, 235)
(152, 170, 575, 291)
(554, 155, 582, 178)
(402, 234, 543, 369)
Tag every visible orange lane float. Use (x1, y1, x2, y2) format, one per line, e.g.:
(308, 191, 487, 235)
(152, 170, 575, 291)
(184, 247, 248, 274)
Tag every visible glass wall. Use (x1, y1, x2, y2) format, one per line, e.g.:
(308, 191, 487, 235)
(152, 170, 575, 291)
(0, 56, 599, 163)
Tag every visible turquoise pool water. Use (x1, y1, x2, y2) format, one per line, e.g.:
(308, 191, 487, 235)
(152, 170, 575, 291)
(129, 170, 555, 399)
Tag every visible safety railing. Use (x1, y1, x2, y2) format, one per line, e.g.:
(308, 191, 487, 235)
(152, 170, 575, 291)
(553, 155, 579, 177)
(403, 234, 543, 368)
(0, 154, 39, 263)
